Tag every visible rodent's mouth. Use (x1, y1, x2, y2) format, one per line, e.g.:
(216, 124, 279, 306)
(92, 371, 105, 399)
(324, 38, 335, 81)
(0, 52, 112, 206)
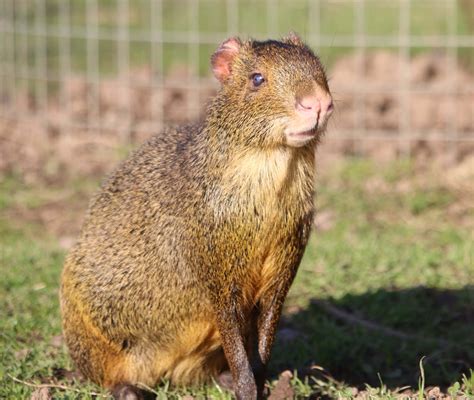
(285, 126, 318, 147)
(288, 129, 317, 139)
(282, 110, 329, 147)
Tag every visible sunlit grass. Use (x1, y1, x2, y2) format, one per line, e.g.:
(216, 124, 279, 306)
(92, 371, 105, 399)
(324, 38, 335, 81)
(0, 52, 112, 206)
(1, 157, 473, 398)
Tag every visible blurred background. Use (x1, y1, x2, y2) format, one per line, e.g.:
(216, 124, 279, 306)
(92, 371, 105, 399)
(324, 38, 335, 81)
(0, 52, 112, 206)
(1, 0, 473, 156)
(1, 1, 473, 398)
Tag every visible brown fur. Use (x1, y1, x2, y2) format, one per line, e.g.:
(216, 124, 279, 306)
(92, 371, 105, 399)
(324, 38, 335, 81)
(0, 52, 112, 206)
(60, 34, 332, 400)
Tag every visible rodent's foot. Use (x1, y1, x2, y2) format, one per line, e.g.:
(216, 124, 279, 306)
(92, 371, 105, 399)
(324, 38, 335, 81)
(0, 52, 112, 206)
(111, 384, 153, 400)
(218, 370, 258, 400)
(216, 370, 234, 391)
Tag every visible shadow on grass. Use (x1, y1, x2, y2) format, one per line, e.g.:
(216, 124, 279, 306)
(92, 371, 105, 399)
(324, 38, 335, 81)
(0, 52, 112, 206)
(272, 286, 474, 390)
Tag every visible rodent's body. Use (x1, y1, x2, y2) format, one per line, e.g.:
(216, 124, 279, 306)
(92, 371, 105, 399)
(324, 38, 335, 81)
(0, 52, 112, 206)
(61, 34, 332, 399)
(62, 129, 314, 385)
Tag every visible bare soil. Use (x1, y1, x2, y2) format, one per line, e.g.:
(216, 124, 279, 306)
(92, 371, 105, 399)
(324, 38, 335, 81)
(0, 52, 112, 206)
(330, 51, 474, 134)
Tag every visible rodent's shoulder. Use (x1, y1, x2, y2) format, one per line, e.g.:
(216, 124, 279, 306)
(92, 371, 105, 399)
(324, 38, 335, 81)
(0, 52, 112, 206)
(108, 124, 205, 184)
(137, 123, 204, 163)
(83, 124, 206, 217)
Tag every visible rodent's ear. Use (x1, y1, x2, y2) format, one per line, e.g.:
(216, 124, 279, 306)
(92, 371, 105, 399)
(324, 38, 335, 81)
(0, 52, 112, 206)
(211, 37, 242, 83)
(283, 31, 304, 46)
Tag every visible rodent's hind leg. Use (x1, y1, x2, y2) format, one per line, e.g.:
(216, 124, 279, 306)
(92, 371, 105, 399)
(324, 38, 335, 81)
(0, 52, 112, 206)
(111, 383, 155, 400)
(61, 292, 149, 388)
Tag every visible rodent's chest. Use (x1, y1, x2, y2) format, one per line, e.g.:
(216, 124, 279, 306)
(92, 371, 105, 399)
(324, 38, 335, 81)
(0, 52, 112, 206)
(208, 146, 315, 272)
(237, 203, 313, 311)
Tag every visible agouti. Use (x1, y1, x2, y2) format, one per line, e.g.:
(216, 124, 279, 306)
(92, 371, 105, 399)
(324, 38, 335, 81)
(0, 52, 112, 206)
(60, 33, 333, 400)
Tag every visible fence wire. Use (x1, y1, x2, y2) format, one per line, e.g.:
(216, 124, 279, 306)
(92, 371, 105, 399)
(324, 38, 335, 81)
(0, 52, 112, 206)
(0, 0, 473, 154)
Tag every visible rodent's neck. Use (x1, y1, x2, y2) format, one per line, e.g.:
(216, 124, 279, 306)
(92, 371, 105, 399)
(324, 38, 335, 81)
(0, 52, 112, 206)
(204, 92, 275, 155)
(202, 91, 316, 195)
(203, 141, 315, 222)
(204, 97, 312, 174)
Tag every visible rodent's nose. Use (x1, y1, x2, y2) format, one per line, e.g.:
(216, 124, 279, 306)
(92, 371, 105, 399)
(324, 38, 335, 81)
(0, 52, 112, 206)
(296, 94, 334, 118)
(324, 98, 334, 114)
(296, 96, 321, 114)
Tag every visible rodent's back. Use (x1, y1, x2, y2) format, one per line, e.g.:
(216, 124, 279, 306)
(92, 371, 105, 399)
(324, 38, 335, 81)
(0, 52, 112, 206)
(62, 125, 211, 342)
(85, 124, 205, 228)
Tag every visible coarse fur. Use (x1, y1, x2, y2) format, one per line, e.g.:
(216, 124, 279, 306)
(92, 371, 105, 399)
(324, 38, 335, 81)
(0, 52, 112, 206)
(60, 34, 332, 399)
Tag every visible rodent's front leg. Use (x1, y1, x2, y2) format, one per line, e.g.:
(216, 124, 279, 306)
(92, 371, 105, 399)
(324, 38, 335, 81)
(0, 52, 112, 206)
(254, 246, 305, 398)
(212, 285, 258, 400)
(254, 283, 291, 398)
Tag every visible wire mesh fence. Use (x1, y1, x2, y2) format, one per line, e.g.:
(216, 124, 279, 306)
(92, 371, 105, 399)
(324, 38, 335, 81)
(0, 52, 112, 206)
(0, 0, 473, 155)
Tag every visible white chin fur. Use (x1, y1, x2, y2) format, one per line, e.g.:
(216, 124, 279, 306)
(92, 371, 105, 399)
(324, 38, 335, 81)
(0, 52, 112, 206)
(272, 116, 320, 147)
(285, 131, 317, 147)
(284, 121, 318, 147)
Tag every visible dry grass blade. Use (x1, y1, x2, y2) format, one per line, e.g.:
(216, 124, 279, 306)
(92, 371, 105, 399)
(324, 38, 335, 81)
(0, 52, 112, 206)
(8, 374, 109, 398)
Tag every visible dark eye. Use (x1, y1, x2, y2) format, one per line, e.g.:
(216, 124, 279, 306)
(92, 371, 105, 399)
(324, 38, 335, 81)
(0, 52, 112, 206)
(251, 73, 265, 87)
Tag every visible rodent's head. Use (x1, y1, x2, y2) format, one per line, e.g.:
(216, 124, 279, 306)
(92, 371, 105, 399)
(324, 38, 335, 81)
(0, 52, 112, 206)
(211, 33, 333, 148)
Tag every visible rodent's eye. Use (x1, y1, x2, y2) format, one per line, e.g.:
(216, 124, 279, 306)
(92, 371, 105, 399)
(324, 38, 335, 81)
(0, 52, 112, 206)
(251, 73, 265, 87)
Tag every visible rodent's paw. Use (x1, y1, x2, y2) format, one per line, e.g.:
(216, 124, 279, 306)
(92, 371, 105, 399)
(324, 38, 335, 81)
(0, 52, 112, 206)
(111, 384, 147, 400)
(216, 370, 235, 391)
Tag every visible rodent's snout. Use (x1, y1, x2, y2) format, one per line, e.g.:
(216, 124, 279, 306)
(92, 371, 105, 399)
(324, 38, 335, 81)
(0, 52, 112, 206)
(284, 86, 333, 147)
(295, 91, 334, 125)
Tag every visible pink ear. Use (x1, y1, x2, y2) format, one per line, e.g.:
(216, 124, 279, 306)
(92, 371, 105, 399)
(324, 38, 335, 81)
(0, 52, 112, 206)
(211, 38, 241, 83)
(283, 31, 304, 46)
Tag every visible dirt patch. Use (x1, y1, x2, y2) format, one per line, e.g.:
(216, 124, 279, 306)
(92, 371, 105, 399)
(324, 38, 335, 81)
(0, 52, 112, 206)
(331, 51, 474, 134)
(268, 370, 295, 400)
(30, 387, 51, 400)
(0, 119, 121, 185)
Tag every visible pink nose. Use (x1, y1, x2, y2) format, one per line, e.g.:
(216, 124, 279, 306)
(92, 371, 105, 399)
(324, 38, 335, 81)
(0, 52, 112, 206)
(296, 95, 333, 117)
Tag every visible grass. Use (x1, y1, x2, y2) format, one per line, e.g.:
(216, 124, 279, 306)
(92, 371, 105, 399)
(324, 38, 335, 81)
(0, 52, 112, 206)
(1, 156, 473, 399)
(271, 159, 474, 391)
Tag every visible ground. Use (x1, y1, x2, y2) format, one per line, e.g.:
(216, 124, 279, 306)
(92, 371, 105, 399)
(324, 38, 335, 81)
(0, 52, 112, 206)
(1, 140, 473, 398)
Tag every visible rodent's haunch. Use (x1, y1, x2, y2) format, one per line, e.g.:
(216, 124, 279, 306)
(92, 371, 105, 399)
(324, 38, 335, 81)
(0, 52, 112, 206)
(60, 33, 333, 400)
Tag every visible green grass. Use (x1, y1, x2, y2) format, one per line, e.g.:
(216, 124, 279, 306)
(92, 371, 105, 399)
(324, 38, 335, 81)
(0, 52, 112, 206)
(1, 157, 473, 398)
(274, 160, 474, 389)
